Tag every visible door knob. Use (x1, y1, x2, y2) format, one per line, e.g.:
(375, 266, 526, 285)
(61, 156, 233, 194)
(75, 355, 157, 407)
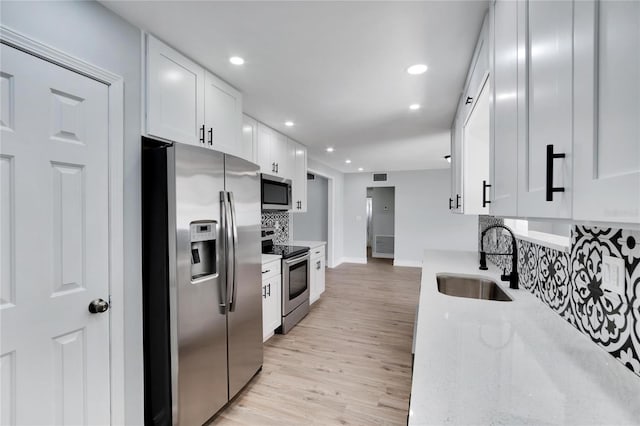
(88, 298, 109, 314)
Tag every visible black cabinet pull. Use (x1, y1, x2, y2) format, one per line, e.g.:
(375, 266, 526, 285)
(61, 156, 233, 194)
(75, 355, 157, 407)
(276, 163, 279, 173)
(456, 194, 461, 209)
(465, 96, 473, 105)
(199, 124, 205, 144)
(546, 144, 566, 201)
(262, 269, 270, 274)
(272, 162, 276, 173)
(449, 197, 453, 210)
(208, 128, 213, 145)
(482, 180, 492, 208)
(267, 283, 271, 297)
(262, 285, 266, 299)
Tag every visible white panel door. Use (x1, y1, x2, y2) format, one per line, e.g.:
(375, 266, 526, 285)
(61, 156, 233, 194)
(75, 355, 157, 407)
(257, 123, 275, 174)
(290, 140, 307, 213)
(517, 0, 573, 218)
(0, 45, 111, 425)
(204, 70, 242, 157)
(242, 114, 258, 164)
(146, 35, 205, 146)
(573, 0, 640, 224)
(272, 131, 292, 179)
(462, 77, 491, 215)
(489, 0, 519, 216)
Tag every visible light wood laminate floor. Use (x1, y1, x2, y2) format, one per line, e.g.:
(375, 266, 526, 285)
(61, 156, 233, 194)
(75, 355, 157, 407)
(212, 260, 421, 425)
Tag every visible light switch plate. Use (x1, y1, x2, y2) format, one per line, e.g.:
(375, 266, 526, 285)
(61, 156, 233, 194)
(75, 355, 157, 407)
(602, 255, 625, 296)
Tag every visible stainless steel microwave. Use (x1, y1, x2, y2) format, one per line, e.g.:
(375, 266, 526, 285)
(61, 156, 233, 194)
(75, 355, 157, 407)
(261, 174, 292, 211)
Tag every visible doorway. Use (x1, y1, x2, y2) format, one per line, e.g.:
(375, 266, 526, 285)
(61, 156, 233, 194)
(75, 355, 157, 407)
(292, 173, 328, 255)
(366, 187, 395, 264)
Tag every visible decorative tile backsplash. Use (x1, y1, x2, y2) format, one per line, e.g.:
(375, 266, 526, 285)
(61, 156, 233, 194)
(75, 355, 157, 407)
(261, 211, 290, 244)
(479, 216, 640, 377)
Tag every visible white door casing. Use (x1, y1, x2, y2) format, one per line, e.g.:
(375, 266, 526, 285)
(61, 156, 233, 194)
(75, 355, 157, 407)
(0, 36, 121, 425)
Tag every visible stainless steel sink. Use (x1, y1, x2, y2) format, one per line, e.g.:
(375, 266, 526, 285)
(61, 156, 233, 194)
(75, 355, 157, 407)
(436, 274, 512, 302)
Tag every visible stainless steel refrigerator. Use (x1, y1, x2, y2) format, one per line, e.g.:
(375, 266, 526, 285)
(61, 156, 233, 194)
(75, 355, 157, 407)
(142, 137, 263, 425)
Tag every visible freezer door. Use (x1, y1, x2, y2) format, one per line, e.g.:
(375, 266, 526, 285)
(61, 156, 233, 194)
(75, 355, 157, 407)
(225, 154, 264, 398)
(172, 143, 228, 425)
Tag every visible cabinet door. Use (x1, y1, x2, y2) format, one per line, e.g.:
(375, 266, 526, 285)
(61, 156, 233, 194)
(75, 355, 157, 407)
(257, 123, 275, 174)
(271, 131, 292, 179)
(242, 115, 258, 164)
(204, 71, 242, 157)
(146, 35, 205, 146)
(267, 275, 282, 333)
(573, 0, 640, 224)
(290, 140, 307, 213)
(517, 0, 573, 218)
(316, 256, 325, 295)
(462, 77, 491, 215)
(261, 283, 270, 341)
(489, 0, 519, 216)
(452, 111, 464, 213)
(309, 256, 319, 304)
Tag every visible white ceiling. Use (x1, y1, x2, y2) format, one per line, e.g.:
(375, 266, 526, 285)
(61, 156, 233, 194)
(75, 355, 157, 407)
(102, 0, 489, 173)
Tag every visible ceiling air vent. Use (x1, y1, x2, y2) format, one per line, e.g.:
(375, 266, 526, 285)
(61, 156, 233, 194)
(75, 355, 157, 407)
(307, 173, 315, 180)
(372, 173, 387, 182)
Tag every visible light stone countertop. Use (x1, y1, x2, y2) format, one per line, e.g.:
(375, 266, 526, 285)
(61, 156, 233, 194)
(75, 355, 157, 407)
(261, 253, 281, 265)
(288, 240, 326, 250)
(409, 250, 640, 425)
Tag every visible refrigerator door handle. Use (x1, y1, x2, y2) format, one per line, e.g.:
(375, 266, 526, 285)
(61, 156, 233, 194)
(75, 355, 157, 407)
(220, 191, 232, 312)
(228, 191, 239, 311)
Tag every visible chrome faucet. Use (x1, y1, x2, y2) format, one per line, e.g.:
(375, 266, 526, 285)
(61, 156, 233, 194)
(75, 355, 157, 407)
(479, 224, 519, 290)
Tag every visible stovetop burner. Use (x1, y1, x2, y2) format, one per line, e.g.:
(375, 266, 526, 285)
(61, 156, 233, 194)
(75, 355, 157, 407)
(263, 244, 309, 259)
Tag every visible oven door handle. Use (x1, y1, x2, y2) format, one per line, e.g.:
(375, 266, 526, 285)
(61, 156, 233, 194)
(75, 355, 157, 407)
(283, 253, 309, 265)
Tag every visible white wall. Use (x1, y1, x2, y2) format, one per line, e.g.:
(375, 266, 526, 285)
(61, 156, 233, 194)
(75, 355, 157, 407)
(307, 158, 344, 268)
(292, 174, 328, 242)
(343, 169, 479, 266)
(1, 2, 145, 424)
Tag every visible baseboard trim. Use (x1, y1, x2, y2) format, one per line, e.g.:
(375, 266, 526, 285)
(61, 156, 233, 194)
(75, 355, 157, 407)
(393, 259, 423, 268)
(339, 257, 368, 265)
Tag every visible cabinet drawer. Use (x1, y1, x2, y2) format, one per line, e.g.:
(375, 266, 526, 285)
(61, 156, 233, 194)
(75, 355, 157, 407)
(261, 259, 281, 280)
(310, 245, 325, 260)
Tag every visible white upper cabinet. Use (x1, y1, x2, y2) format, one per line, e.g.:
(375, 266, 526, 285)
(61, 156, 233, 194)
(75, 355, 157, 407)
(242, 114, 258, 164)
(451, 112, 464, 213)
(203, 70, 242, 157)
(256, 122, 295, 180)
(573, 0, 640, 224)
(290, 139, 308, 213)
(517, 0, 573, 219)
(146, 35, 246, 160)
(146, 35, 204, 146)
(489, 0, 519, 217)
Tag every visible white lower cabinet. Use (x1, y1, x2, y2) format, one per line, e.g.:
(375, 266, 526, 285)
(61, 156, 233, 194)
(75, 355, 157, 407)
(262, 259, 281, 342)
(309, 245, 326, 304)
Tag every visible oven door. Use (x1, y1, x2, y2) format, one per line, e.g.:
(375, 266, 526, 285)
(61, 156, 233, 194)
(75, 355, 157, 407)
(282, 253, 310, 315)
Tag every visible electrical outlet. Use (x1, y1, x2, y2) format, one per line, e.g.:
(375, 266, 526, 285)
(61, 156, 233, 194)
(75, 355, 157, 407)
(602, 255, 625, 296)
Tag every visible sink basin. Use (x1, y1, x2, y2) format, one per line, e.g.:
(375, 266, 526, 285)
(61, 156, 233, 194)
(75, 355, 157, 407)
(436, 274, 512, 302)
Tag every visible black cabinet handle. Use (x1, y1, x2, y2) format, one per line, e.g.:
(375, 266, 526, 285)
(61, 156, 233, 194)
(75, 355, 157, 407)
(465, 96, 473, 105)
(267, 283, 271, 297)
(449, 197, 453, 210)
(546, 144, 566, 201)
(456, 194, 461, 209)
(272, 162, 276, 173)
(482, 180, 492, 208)
(262, 285, 266, 299)
(208, 128, 213, 145)
(199, 124, 205, 144)
(276, 163, 279, 173)
(262, 269, 270, 274)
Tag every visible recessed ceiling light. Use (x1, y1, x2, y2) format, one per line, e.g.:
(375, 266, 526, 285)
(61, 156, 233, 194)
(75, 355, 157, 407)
(284, 121, 294, 127)
(229, 56, 245, 65)
(407, 64, 428, 75)
(242, 125, 252, 132)
(409, 103, 421, 110)
(358, 167, 364, 172)
(326, 147, 334, 153)
(345, 159, 352, 164)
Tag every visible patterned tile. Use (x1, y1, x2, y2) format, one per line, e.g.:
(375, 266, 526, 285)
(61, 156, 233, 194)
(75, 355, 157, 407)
(478, 216, 640, 377)
(261, 211, 289, 244)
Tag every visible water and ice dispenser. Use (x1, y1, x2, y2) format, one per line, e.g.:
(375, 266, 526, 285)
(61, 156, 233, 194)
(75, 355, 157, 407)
(190, 221, 217, 281)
